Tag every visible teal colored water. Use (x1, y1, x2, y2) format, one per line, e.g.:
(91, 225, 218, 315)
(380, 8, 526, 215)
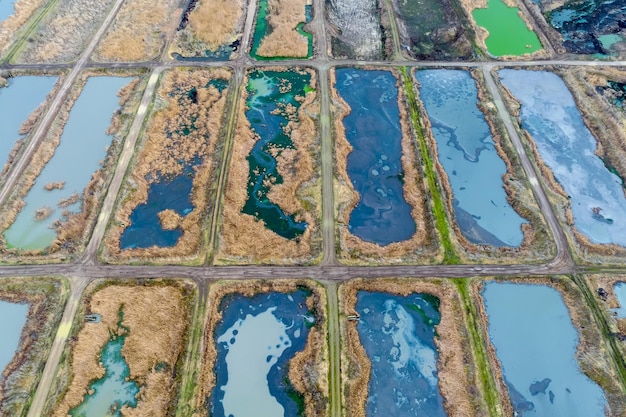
(70, 313, 139, 417)
(241, 70, 311, 239)
(472, 0, 542, 56)
(0, 300, 28, 375)
(4, 76, 130, 250)
(356, 291, 445, 416)
(499, 69, 626, 246)
(483, 282, 607, 416)
(0, 0, 15, 23)
(416, 69, 525, 247)
(335, 68, 416, 246)
(612, 282, 626, 318)
(0, 76, 57, 169)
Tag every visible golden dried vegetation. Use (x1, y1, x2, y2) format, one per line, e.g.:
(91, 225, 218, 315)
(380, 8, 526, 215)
(0, 0, 46, 55)
(255, 0, 310, 57)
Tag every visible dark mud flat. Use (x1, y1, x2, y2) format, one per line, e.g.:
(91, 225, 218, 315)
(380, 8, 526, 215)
(326, 0, 385, 59)
(393, 0, 474, 59)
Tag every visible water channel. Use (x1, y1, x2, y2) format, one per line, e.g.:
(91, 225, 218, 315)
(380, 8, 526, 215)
(4, 76, 130, 250)
(483, 282, 607, 416)
(0, 76, 57, 171)
(472, 0, 542, 56)
(335, 68, 416, 246)
(355, 291, 445, 416)
(499, 69, 626, 247)
(0, 300, 28, 375)
(416, 69, 525, 247)
(241, 70, 311, 239)
(612, 282, 626, 318)
(212, 290, 315, 417)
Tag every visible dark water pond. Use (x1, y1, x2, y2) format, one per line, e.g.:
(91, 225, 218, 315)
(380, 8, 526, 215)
(212, 290, 315, 417)
(356, 291, 446, 416)
(335, 68, 416, 246)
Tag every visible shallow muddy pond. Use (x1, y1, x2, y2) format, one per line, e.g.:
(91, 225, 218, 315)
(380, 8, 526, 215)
(0, 300, 28, 374)
(4, 76, 130, 250)
(483, 282, 607, 416)
(499, 69, 626, 247)
(355, 291, 445, 416)
(335, 68, 415, 246)
(0, 76, 57, 170)
(612, 282, 626, 318)
(212, 290, 315, 417)
(241, 70, 311, 239)
(472, 0, 542, 56)
(416, 69, 525, 247)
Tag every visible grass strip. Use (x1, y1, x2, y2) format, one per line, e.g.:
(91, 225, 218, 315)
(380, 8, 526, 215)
(400, 66, 459, 264)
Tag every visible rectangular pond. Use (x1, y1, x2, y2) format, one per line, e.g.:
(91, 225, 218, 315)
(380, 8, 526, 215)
(355, 291, 446, 416)
(3, 76, 130, 250)
(211, 289, 316, 417)
(0, 76, 57, 172)
(416, 69, 526, 247)
(483, 282, 607, 416)
(499, 69, 626, 247)
(0, 300, 28, 375)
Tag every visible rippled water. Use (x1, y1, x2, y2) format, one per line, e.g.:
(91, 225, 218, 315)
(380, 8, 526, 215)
(356, 291, 445, 416)
(483, 282, 607, 416)
(0, 300, 28, 375)
(499, 69, 626, 246)
(335, 68, 416, 246)
(416, 69, 525, 246)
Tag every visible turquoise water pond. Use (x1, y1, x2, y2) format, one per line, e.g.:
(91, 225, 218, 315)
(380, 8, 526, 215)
(416, 69, 525, 247)
(483, 282, 607, 416)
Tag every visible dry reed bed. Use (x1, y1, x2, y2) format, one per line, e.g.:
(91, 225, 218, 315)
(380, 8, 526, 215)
(472, 276, 626, 415)
(331, 67, 439, 264)
(255, 0, 311, 58)
(0, 0, 46, 56)
(0, 72, 144, 262)
(339, 278, 479, 417)
(458, 0, 548, 59)
(413, 68, 553, 263)
(93, 0, 181, 62)
(497, 66, 626, 264)
(0, 277, 67, 416)
(217, 67, 321, 264)
(50, 280, 194, 417)
(171, 0, 246, 58)
(586, 275, 626, 361)
(103, 68, 231, 264)
(194, 279, 328, 417)
(16, 0, 116, 63)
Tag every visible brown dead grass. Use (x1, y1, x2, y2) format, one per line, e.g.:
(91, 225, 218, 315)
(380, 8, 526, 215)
(158, 209, 181, 230)
(217, 68, 321, 264)
(255, 0, 310, 57)
(104, 68, 231, 262)
(94, 0, 181, 62)
(52, 282, 191, 417)
(0, 0, 46, 54)
(339, 279, 476, 417)
(189, 0, 244, 49)
(194, 279, 328, 417)
(332, 68, 437, 263)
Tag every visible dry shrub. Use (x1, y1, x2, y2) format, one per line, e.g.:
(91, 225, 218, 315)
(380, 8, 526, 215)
(52, 283, 190, 417)
(44, 181, 64, 191)
(158, 209, 181, 230)
(255, 0, 310, 57)
(187, 0, 244, 48)
(34, 206, 52, 221)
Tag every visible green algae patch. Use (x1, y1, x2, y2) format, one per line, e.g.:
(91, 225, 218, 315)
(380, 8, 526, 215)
(473, 0, 542, 57)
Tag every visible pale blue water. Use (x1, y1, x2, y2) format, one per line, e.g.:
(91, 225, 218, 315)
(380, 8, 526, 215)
(612, 282, 626, 318)
(0, 300, 28, 375)
(4, 76, 130, 250)
(483, 282, 607, 416)
(416, 69, 526, 247)
(0, 76, 57, 170)
(499, 69, 626, 247)
(335, 68, 416, 246)
(0, 0, 15, 23)
(356, 291, 446, 417)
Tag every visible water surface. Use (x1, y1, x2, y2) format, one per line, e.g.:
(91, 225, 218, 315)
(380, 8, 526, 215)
(483, 282, 607, 416)
(612, 282, 626, 318)
(499, 69, 626, 246)
(416, 69, 525, 246)
(356, 291, 445, 416)
(335, 68, 416, 246)
(0, 300, 28, 374)
(0, 0, 15, 23)
(0, 76, 57, 170)
(4, 77, 129, 250)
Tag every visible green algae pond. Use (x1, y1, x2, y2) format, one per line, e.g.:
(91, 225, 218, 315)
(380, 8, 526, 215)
(472, 0, 542, 56)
